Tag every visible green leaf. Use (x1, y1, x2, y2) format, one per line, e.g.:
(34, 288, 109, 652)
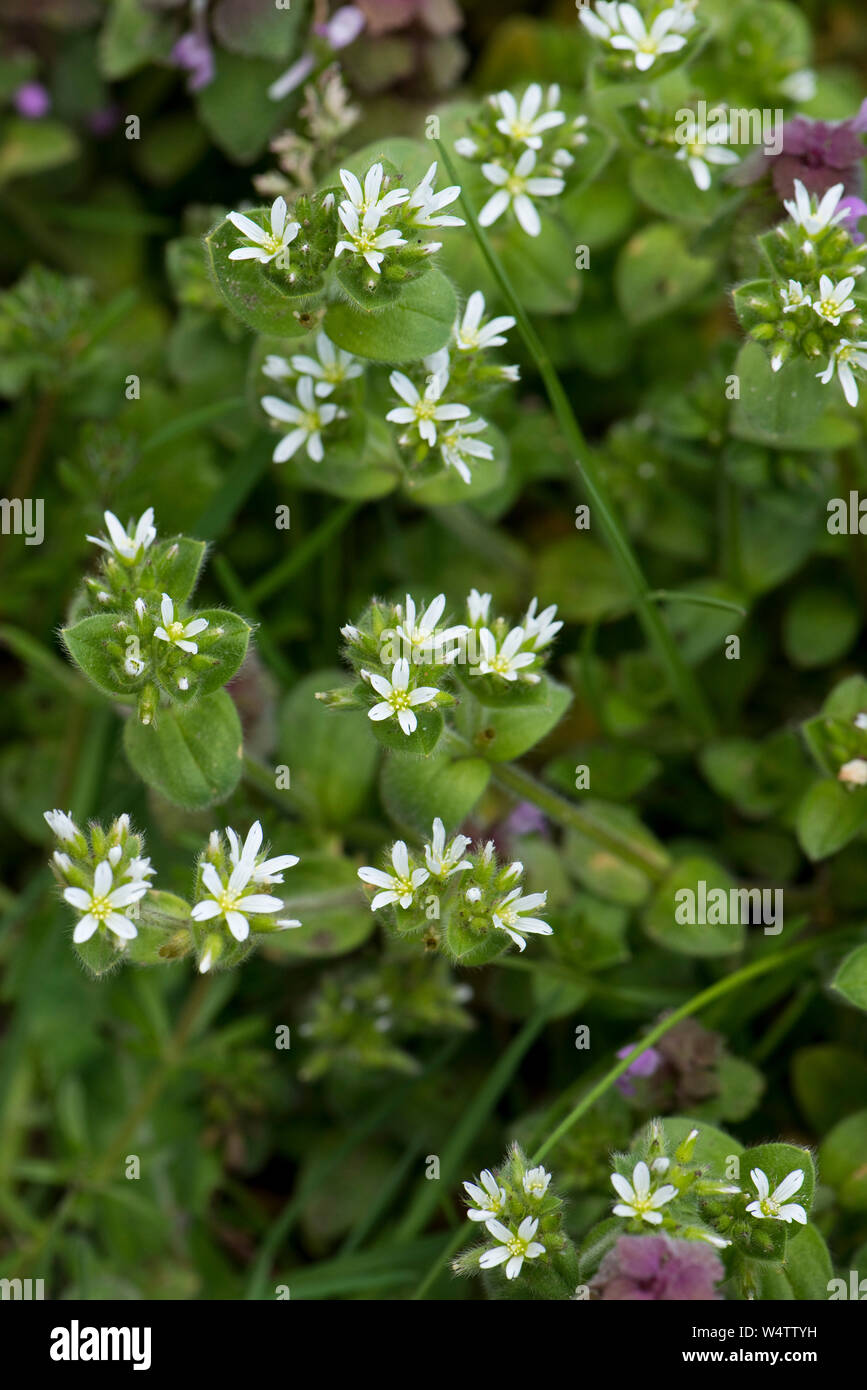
(629, 151, 729, 227)
(212, 0, 309, 59)
(0, 118, 79, 185)
(534, 535, 631, 622)
(379, 753, 490, 838)
(818, 1111, 867, 1211)
(324, 269, 457, 364)
(615, 223, 715, 325)
(123, 690, 243, 809)
(783, 1224, 833, 1301)
(277, 671, 379, 827)
(99, 0, 169, 80)
(783, 586, 859, 669)
(731, 342, 829, 447)
(563, 801, 661, 907)
(62, 614, 139, 699)
(205, 215, 322, 337)
(792, 1045, 867, 1131)
(643, 856, 745, 956)
(796, 779, 867, 861)
(496, 215, 580, 316)
(166, 609, 251, 702)
(831, 944, 867, 1013)
(74, 929, 126, 979)
(196, 50, 289, 163)
(460, 675, 572, 763)
(369, 706, 444, 758)
(151, 537, 207, 603)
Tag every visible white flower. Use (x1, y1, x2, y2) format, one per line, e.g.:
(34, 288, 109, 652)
(783, 179, 848, 237)
(63, 860, 148, 944)
(477, 626, 538, 681)
(579, 0, 625, 41)
(338, 162, 409, 220)
(523, 1165, 552, 1199)
(424, 817, 472, 877)
(811, 274, 856, 325)
(364, 658, 440, 735)
(125, 855, 155, 881)
(608, 4, 689, 71)
(191, 857, 286, 944)
(334, 203, 406, 274)
(405, 161, 464, 228)
(262, 377, 344, 462)
(492, 888, 552, 951)
(393, 592, 468, 660)
(522, 597, 562, 649)
(667, 0, 698, 32)
(779, 69, 816, 102)
(674, 124, 739, 191)
(387, 370, 470, 447)
(746, 1167, 807, 1225)
(464, 1169, 507, 1221)
(454, 137, 478, 158)
(228, 197, 300, 264)
(780, 279, 811, 312)
(263, 354, 292, 381)
(225, 820, 299, 886)
(817, 339, 867, 407)
(467, 589, 492, 624)
(480, 1216, 545, 1279)
(288, 332, 363, 398)
(611, 1160, 678, 1224)
(456, 290, 516, 352)
(86, 508, 156, 563)
(357, 840, 429, 909)
(494, 83, 565, 150)
(440, 418, 494, 485)
(839, 757, 867, 786)
(153, 594, 209, 654)
(44, 808, 83, 844)
(479, 149, 564, 237)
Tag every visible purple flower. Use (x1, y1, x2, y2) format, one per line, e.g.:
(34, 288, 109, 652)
(734, 100, 867, 202)
(269, 5, 366, 101)
(592, 1235, 725, 1300)
(502, 800, 548, 838)
(14, 82, 51, 120)
(171, 30, 215, 93)
(615, 1043, 662, 1097)
(838, 195, 867, 245)
(88, 105, 121, 138)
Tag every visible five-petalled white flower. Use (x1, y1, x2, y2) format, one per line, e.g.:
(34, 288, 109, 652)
(86, 508, 156, 563)
(226, 820, 299, 886)
(746, 1168, 807, 1225)
(405, 162, 464, 228)
(492, 888, 552, 950)
(363, 658, 440, 735)
(523, 1165, 552, 1199)
(456, 290, 516, 352)
(494, 83, 565, 149)
(424, 817, 472, 878)
(357, 840, 429, 909)
(153, 594, 209, 654)
(783, 179, 848, 238)
(479, 149, 564, 238)
(191, 857, 288, 944)
(393, 592, 467, 661)
(387, 370, 471, 447)
(611, 1160, 678, 1224)
(477, 626, 538, 681)
(480, 1216, 546, 1279)
(817, 339, 867, 407)
(289, 332, 363, 398)
(464, 1169, 507, 1221)
(228, 196, 300, 264)
(262, 377, 345, 462)
(63, 860, 148, 943)
(334, 203, 406, 274)
(810, 273, 856, 325)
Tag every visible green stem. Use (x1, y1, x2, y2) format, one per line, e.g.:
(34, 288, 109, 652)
(248, 499, 359, 604)
(436, 139, 715, 737)
(487, 757, 670, 881)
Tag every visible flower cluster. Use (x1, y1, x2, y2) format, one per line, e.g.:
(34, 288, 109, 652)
(46, 810, 153, 949)
(455, 83, 587, 238)
(579, 1, 699, 75)
(734, 180, 867, 405)
(191, 820, 301, 974)
(71, 508, 251, 725)
(357, 817, 552, 965)
(454, 1146, 574, 1291)
(606, 1121, 810, 1261)
(327, 588, 563, 750)
(297, 952, 474, 1081)
(45, 812, 301, 977)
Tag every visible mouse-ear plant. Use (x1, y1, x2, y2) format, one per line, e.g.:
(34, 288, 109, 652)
(60, 507, 252, 808)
